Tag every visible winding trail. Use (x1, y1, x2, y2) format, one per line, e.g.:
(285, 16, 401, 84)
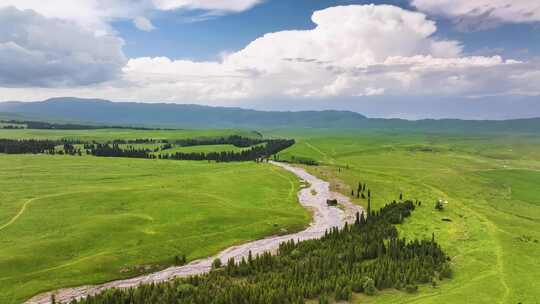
(0, 198, 34, 231)
(26, 161, 364, 304)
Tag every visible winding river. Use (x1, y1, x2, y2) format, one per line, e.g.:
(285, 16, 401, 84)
(26, 161, 364, 304)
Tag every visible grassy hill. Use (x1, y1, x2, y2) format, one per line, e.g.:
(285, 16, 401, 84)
(1, 124, 539, 303)
(275, 130, 540, 303)
(0, 98, 368, 129)
(0, 129, 310, 304)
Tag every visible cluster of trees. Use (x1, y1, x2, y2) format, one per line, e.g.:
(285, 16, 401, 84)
(162, 139, 295, 162)
(111, 139, 166, 144)
(352, 181, 369, 200)
(277, 155, 319, 166)
(86, 144, 157, 159)
(58, 143, 83, 156)
(1, 124, 25, 129)
(0, 139, 58, 154)
(0, 139, 88, 155)
(71, 200, 451, 304)
(83, 138, 295, 162)
(0, 135, 294, 163)
(175, 135, 265, 148)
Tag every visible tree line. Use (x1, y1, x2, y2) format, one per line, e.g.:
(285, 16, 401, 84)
(85, 139, 295, 162)
(70, 198, 451, 304)
(0, 120, 168, 130)
(0, 139, 87, 155)
(0, 139, 58, 154)
(162, 139, 295, 162)
(0, 135, 294, 162)
(111, 139, 167, 144)
(1, 124, 25, 129)
(175, 135, 266, 148)
(86, 143, 156, 159)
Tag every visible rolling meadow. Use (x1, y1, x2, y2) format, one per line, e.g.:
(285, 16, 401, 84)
(1, 126, 539, 303)
(0, 129, 309, 303)
(275, 130, 540, 304)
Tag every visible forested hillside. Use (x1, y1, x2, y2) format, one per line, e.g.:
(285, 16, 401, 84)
(2, 98, 539, 133)
(71, 200, 450, 304)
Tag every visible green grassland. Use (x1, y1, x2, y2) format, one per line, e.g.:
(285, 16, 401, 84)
(0, 128, 257, 142)
(0, 154, 310, 303)
(2, 127, 540, 304)
(276, 131, 540, 304)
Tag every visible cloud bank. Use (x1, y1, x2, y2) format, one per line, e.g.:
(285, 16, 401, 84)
(0, 4, 538, 105)
(0, 7, 126, 87)
(0, 0, 262, 34)
(118, 5, 538, 101)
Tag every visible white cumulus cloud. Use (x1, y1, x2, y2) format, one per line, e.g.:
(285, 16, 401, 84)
(0, 4, 538, 103)
(0, 7, 126, 87)
(115, 4, 538, 101)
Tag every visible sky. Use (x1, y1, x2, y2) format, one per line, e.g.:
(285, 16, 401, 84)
(0, 0, 539, 119)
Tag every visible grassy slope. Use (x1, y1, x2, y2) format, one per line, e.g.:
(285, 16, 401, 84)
(0, 128, 257, 142)
(275, 131, 540, 304)
(0, 155, 309, 303)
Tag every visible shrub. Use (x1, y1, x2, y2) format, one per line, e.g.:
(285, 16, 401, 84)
(440, 262, 452, 279)
(405, 284, 418, 293)
(212, 258, 222, 269)
(361, 277, 377, 296)
(435, 200, 444, 211)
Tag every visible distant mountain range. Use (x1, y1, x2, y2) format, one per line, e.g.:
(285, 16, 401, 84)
(1, 97, 539, 133)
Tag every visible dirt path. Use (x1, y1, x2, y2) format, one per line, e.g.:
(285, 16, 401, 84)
(26, 161, 364, 304)
(0, 198, 34, 231)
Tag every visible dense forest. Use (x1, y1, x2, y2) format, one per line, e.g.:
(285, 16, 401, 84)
(70, 200, 451, 304)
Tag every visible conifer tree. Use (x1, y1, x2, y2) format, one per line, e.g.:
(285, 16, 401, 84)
(212, 258, 222, 269)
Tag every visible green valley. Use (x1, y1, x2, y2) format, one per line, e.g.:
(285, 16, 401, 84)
(276, 131, 540, 303)
(0, 144, 310, 303)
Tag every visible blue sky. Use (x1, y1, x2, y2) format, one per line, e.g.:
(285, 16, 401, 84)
(0, 0, 539, 119)
(115, 1, 414, 60)
(114, 0, 539, 61)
